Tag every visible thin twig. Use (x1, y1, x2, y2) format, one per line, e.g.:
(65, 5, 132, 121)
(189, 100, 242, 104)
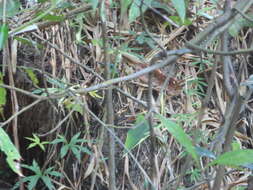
(0, 99, 43, 128)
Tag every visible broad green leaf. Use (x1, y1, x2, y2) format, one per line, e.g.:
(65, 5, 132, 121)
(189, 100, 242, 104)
(157, 114, 198, 163)
(124, 114, 149, 153)
(0, 127, 22, 176)
(210, 149, 253, 167)
(171, 0, 186, 23)
(0, 0, 21, 18)
(0, 24, 8, 50)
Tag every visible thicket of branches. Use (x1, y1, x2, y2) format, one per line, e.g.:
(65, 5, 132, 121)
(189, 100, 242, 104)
(1, 0, 253, 189)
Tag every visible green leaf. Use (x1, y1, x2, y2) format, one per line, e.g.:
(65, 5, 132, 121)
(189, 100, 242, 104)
(24, 68, 39, 86)
(129, 0, 152, 23)
(157, 114, 198, 163)
(49, 171, 62, 177)
(80, 146, 92, 155)
(0, 127, 22, 175)
(0, 0, 21, 18)
(0, 87, 6, 107)
(47, 77, 67, 89)
(38, 0, 50, 3)
(87, 0, 99, 10)
(171, 0, 186, 23)
(169, 16, 191, 26)
(27, 176, 39, 190)
(70, 132, 81, 142)
(27, 143, 37, 149)
(41, 175, 54, 190)
(71, 146, 81, 161)
(124, 114, 149, 153)
(0, 72, 6, 107)
(0, 24, 8, 50)
(42, 14, 64, 22)
(210, 149, 253, 167)
(60, 145, 69, 158)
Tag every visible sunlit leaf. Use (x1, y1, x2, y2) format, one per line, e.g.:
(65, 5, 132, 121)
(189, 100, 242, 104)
(0, 24, 8, 50)
(210, 149, 253, 167)
(88, 90, 103, 99)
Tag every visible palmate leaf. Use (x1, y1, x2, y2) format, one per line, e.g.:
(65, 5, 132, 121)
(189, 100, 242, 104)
(41, 175, 54, 190)
(157, 114, 198, 164)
